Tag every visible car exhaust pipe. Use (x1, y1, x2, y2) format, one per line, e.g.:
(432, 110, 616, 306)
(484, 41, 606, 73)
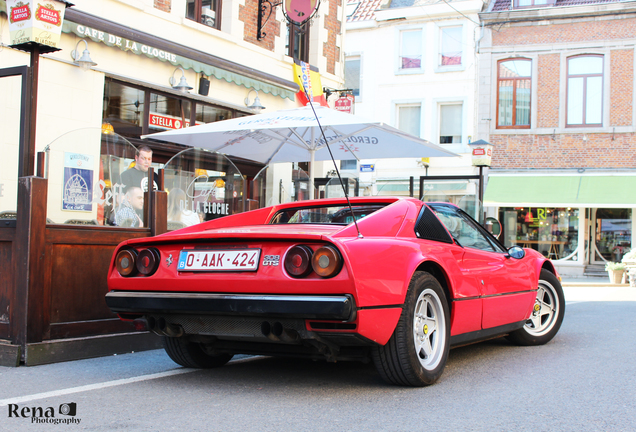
(164, 323, 184, 338)
(156, 317, 183, 337)
(272, 322, 283, 337)
(279, 328, 300, 343)
(146, 316, 164, 336)
(261, 321, 281, 342)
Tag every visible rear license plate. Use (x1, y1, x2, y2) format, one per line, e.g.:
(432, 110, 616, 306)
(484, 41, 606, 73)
(177, 249, 260, 272)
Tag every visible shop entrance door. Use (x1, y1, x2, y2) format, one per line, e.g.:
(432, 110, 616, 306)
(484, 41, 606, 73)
(591, 208, 632, 264)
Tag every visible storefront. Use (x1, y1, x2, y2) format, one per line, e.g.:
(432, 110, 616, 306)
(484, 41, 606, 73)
(484, 172, 636, 276)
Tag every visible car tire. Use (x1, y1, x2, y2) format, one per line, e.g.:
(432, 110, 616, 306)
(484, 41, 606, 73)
(372, 271, 450, 386)
(163, 336, 234, 368)
(507, 269, 565, 346)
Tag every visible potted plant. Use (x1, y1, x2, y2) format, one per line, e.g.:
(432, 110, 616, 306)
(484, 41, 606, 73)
(605, 261, 626, 284)
(622, 249, 636, 287)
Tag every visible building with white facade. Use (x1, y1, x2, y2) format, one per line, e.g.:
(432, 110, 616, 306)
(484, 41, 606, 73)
(344, 0, 486, 202)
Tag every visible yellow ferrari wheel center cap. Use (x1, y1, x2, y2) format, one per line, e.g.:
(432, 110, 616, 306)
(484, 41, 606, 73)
(423, 324, 428, 334)
(534, 304, 540, 312)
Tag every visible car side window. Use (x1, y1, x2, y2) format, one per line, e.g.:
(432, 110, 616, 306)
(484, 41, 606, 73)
(431, 205, 496, 252)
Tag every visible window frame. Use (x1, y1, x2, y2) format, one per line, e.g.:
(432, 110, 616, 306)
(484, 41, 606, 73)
(566, 54, 604, 128)
(439, 103, 463, 144)
(185, 0, 222, 31)
(396, 27, 424, 74)
(513, 0, 556, 9)
(345, 55, 361, 98)
(396, 103, 422, 138)
(287, 23, 310, 63)
(438, 25, 463, 68)
(103, 78, 243, 141)
(496, 58, 532, 130)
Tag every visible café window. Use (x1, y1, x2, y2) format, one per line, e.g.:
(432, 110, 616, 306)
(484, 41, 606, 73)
(287, 23, 309, 62)
(186, 0, 221, 30)
(102, 80, 145, 138)
(149, 93, 192, 133)
(498, 207, 579, 260)
(497, 59, 531, 128)
(103, 78, 246, 140)
(567, 55, 603, 127)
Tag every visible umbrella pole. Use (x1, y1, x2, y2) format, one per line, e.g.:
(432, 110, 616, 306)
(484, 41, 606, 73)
(309, 149, 315, 199)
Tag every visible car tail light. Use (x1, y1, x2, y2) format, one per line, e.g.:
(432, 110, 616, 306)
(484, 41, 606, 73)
(284, 245, 313, 278)
(312, 246, 342, 278)
(136, 248, 160, 276)
(115, 249, 138, 277)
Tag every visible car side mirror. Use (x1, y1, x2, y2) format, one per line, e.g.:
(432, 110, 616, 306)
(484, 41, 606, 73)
(507, 246, 525, 259)
(484, 217, 502, 238)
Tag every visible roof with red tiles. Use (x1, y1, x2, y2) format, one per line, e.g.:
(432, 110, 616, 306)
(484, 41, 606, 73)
(346, 0, 384, 22)
(490, 0, 621, 13)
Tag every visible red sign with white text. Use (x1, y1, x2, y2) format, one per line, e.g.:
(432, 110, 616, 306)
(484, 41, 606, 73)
(36, 4, 61, 26)
(334, 95, 354, 114)
(10, 4, 30, 23)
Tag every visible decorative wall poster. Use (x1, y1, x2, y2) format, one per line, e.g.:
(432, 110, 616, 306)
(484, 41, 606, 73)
(62, 152, 94, 212)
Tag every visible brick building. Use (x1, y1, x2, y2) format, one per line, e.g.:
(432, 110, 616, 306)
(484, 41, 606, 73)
(478, 0, 636, 276)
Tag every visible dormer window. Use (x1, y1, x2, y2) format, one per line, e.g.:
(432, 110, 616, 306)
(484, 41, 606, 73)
(514, 0, 556, 8)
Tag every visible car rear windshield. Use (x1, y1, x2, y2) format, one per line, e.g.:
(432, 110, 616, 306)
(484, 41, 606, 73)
(270, 204, 388, 225)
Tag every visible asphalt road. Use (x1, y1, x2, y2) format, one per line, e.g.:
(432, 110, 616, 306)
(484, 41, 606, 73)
(1, 286, 635, 432)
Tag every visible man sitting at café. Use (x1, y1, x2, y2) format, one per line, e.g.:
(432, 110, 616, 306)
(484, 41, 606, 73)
(121, 145, 158, 192)
(115, 186, 144, 228)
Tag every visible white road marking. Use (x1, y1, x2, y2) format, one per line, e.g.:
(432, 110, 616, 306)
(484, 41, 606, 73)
(0, 369, 196, 407)
(0, 355, 260, 407)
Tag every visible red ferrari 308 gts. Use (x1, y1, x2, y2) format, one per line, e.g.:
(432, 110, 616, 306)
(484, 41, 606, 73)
(106, 197, 565, 386)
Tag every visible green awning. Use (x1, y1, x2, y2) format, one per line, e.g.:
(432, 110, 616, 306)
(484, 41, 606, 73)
(484, 175, 636, 208)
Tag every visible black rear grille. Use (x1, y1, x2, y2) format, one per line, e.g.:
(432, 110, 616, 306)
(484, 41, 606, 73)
(415, 206, 453, 244)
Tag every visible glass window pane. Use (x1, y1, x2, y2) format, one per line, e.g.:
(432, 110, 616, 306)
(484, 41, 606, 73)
(516, 82, 531, 126)
(195, 105, 231, 124)
(201, 0, 216, 28)
(401, 30, 422, 69)
(440, 27, 462, 66)
(149, 94, 192, 133)
(440, 104, 462, 143)
(345, 58, 361, 96)
(103, 80, 145, 138)
(0, 76, 22, 215)
(398, 105, 421, 136)
(586, 76, 603, 124)
(498, 81, 513, 126)
(500, 60, 531, 78)
(517, 0, 532, 6)
(186, 0, 196, 20)
(569, 56, 603, 75)
(567, 77, 584, 125)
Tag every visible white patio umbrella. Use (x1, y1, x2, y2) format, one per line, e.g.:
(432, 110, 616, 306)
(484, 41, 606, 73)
(142, 104, 458, 189)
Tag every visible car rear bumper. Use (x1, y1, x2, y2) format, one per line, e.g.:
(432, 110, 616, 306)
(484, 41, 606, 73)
(105, 291, 356, 321)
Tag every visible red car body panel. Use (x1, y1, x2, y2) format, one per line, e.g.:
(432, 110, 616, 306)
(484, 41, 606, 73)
(106, 196, 556, 359)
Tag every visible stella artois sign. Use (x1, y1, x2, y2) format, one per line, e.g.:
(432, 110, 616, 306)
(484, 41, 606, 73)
(8, 0, 69, 53)
(283, 0, 320, 26)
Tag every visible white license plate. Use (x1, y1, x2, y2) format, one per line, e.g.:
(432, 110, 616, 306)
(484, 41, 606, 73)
(177, 249, 260, 272)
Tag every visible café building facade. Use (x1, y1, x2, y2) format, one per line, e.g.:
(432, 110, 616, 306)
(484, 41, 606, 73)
(0, 0, 345, 365)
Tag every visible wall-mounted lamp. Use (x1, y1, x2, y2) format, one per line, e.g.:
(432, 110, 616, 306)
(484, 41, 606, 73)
(71, 39, 97, 71)
(169, 67, 193, 92)
(245, 89, 266, 113)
